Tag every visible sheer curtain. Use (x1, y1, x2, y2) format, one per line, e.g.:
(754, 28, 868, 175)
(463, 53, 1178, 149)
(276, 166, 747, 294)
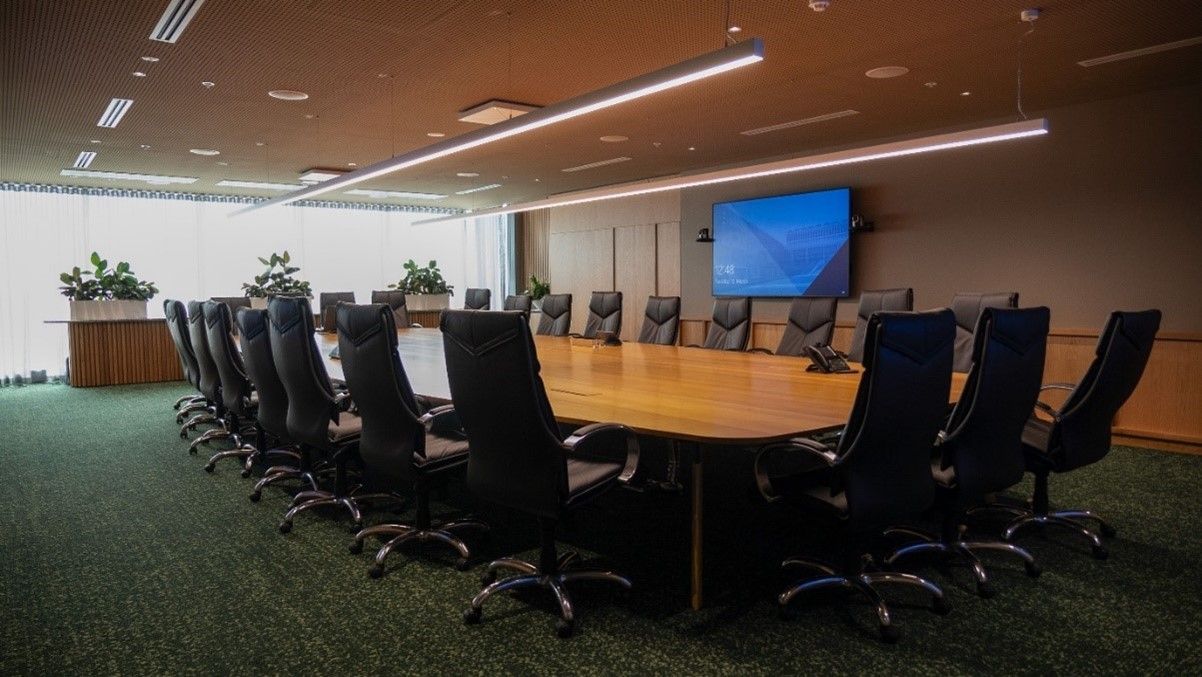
(0, 186, 510, 381)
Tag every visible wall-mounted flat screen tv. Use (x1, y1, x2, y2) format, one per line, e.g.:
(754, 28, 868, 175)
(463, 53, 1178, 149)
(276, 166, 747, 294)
(712, 187, 851, 297)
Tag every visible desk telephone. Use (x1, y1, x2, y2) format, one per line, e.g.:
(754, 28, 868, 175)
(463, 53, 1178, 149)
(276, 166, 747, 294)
(805, 344, 854, 374)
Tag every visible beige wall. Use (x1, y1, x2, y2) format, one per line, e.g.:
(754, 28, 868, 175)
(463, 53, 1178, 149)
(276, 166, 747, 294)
(677, 83, 1202, 333)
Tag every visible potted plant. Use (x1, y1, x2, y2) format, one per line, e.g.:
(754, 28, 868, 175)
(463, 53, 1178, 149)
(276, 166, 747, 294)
(388, 259, 453, 311)
(242, 251, 312, 308)
(59, 252, 158, 320)
(523, 274, 551, 312)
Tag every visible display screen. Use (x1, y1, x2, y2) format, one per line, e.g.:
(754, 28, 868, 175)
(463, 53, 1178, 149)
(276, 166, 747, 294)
(712, 187, 851, 297)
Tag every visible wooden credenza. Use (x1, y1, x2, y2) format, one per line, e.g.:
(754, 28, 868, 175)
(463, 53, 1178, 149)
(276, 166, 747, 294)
(49, 319, 184, 387)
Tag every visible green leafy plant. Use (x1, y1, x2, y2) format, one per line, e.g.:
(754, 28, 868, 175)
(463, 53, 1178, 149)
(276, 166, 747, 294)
(523, 274, 551, 300)
(242, 251, 312, 298)
(58, 252, 158, 300)
(388, 259, 454, 296)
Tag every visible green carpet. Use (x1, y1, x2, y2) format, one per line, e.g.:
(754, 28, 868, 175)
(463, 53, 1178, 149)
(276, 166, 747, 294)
(1, 383, 1200, 675)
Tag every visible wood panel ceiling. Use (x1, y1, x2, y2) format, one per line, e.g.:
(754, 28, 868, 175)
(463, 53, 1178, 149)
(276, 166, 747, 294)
(2, 0, 1200, 210)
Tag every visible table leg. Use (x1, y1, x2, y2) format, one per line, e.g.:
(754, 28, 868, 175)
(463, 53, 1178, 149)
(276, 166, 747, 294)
(690, 445, 704, 610)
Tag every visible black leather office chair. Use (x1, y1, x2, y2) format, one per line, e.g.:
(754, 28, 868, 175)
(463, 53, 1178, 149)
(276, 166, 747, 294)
(464, 288, 491, 310)
(886, 307, 1049, 597)
(752, 298, 837, 356)
(692, 298, 751, 350)
(337, 303, 487, 576)
(238, 308, 307, 492)
(371, 290, 417, 328)
(179, 300, 227, 438)
(637, 296, 681, 345)
(536, 293, 572, 336)
(198, 301, 259, 470)
(847, 288, 913, 362)
(951, 292, 1019, 372)
(442, 310, 639, 638)
(991, 309, 1161, 559)
(580, 291, 622, 339)
(209, 296, 251, 335)
(754, 309, 955, 642)
(503, 294, 533, 319)
(269, 296, 388, 533)
(319, 292, 355, 332)
(164, 299, 206, 417)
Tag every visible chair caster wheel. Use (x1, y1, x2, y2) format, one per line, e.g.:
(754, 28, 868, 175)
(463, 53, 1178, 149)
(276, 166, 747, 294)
(1100, 524, 1117, 538)
(455, 558, 472, 572)
(1025, 561, 1042, 578)
(368, 564, 384, 579)
(1091, 545, 1109, 560)
(878, 623, 900, 643)
(976, 581, 996, 599)
(555, 619, 575, 638)
(240, 469, 252, 478)
(278, 521, 292, 534)
(203, 464, 215, 473)
(179, 431, 188, 439)
(463, 607, 482, 625)
(480, 571, 497, 586)
(249, 491, 262, 503)
(189, 448, 198, 455)
(932, 596, 952, 615)
(350, 521, 364, 533)
(348, 540, 364, 555)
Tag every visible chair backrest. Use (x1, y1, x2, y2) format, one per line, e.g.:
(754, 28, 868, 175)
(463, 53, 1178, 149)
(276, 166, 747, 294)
(582, 291, 623, 339)
(848, 288, 913, 362)
(337, 303, 425, 486)
(203, 301, 253, 415)
(951, 292, 1019, 372)
(638, 295, 681, 345)
(371, 290, 411, 327)
(163, 299, 200, 388)
(464, 288, 491, 310)
(210, 296, 251, 312)
(441, 310, 567, 518)
(1049, 309, 1161, 471)
(776, 297, 837, 356)
(268, 296, 339, 449)
(536, 293, 572, 336)
(942, 307, 1050, 498)
(236, 307, 289, 440)
(833, 309, 954, 527)
(186, 300, 221, 401)
(503, 294, 532, 318)
(319, 292, 355, 332)
(702, 297, 751, 350)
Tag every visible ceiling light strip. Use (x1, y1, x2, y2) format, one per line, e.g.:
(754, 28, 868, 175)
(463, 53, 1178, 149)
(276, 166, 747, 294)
(741, 109, 860, 136)
(414, 118, 1048, 225)
(454, 183, 502, 195)
(344, 189, 447, 200)
(61, 169, 198, 185)
(216, 180, 303, 191)
(97, 98, 133, 128)
(150, 0, 206, 43)
(1077, 35, 1202, 67)
(562, 156, 632, 173)
(72, 151, 97, 169)
(234, 38, 764, 215)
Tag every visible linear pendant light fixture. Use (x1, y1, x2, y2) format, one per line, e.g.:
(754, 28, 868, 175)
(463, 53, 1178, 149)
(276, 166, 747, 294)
(234, 38, 764, 215)
(414, 118, 1048, 224)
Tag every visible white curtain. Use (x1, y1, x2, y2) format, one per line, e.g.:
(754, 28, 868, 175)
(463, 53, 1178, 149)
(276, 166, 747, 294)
(0, 187, 510, 381)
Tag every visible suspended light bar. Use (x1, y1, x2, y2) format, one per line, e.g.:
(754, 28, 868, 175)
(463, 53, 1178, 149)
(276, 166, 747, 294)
(234, 38, 764, 215)
(415, 118, 1049, 225)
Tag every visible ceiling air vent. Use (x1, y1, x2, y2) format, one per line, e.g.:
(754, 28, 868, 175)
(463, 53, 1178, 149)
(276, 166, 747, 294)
(298, 168, 349, 183)
(1077, 35, 1202, 67)
(458, 100, 540, 125)
(96, 98, 134, 128)
(150, 0, 206, 44)
(562, 156, 632, 173)
(72, 151, 97, 169)
(741, 109, 859, 136)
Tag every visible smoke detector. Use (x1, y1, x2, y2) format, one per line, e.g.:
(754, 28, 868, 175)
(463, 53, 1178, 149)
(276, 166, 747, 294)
(808, 1, 831, 11)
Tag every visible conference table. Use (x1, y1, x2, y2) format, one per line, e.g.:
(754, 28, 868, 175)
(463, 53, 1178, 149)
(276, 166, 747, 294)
(318, 328, 965, 610)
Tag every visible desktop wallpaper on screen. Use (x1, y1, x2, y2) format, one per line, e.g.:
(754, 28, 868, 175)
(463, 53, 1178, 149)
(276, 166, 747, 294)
(712, 188, 851, 297)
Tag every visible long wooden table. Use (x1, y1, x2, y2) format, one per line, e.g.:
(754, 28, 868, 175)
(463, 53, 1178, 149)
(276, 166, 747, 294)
(318, 328, 965, 609)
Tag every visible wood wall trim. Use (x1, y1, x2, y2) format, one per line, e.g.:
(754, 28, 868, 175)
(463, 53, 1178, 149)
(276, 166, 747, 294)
(67, 320, 183, 387)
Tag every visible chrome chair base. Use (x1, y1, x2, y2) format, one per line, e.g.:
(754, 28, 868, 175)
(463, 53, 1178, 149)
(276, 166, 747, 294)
(350, 519, 489, 576)
(1003, 510, 1114, 559)
(179, 412, 219, 438)
(203, 444, 256, 473)
(464, 552, 632, 638)
(241, 447, 302, 478)
(883, 526, 1040, 598)
(278, 489, 404, 534)
(248, 467, 320, 502)
(777, 556, 950, 642)
(188, 427, 236, 454)
(173, 394, 204, 411)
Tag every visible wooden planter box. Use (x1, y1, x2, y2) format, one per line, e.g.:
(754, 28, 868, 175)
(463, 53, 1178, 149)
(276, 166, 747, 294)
(405, 293, 450, 311)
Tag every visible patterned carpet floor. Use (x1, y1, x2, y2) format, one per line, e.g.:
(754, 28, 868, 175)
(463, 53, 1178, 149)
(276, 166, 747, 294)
(1, 382, 1200, 675)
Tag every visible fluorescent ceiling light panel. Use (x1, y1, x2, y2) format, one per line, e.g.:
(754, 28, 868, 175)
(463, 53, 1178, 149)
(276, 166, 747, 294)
(298, 168, 348, 183)
(344, 189, 447, 200)
(741, 109, 860, 136)
(216, 180, 304, 191)
(235, 38, 764, 215)
(61, 168, 197, 185)
(1077, 35, 1202, 67)
(72, 151, 97, 169)
(415, 118, 1048, 224)
(96, 98, 133, 128)
(454, 183, 502, 195)
(458, 100, 541, 125)
(150, 0, 206, 43)
(562, 156, 632, 173)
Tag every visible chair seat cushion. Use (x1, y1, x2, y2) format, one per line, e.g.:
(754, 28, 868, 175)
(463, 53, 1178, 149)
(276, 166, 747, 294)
(790, 483, 849, 519)
(328, 413, 362, 442)
(564, 454, 623, 507)
(1021, 417, 1058, 472)
(415, 433, 469, 473)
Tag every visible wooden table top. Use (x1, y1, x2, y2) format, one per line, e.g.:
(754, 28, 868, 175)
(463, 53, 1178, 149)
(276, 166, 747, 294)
(318, 328, 965, 445)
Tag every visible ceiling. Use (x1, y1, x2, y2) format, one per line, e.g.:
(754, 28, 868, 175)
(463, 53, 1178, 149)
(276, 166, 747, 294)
(3, 0, 1201, 211)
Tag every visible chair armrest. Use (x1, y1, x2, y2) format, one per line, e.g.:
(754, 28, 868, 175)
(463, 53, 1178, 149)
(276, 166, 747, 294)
(1033, 400, 1062, 422)
(563, 422, 640, 484)
(334, 391, 355, 413)
(419, 404, 462, 435)
(409, 322, 424, 329)
(753, 437, 836, 503)
(748, 347, 774, 355)
(1040, 382, 1076, 392)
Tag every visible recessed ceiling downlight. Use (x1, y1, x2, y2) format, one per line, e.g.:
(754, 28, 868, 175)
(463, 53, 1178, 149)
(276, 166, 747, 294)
(456, 172, 479, 178)
(189, 148, 220, 156)
(865, 66, 909, 79)
(268, 90, 309, 101)
(599, 135, 629, 143)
